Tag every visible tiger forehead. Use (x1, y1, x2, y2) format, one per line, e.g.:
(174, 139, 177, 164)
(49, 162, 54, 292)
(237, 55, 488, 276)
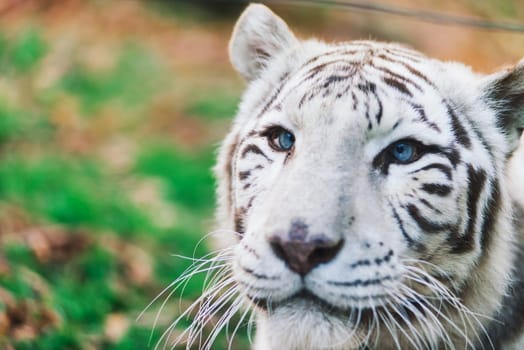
(263, 43, 442, 132)
(286, 43, 436, 105)
(294, 42, 432, 83)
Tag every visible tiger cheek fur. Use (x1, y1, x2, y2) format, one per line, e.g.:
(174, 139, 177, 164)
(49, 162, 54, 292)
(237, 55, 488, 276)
(210, 4, 524, 350)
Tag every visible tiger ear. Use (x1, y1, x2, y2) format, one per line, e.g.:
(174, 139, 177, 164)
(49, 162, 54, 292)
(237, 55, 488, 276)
(483, 60, 524, 151)
(229, 4, 298, 82)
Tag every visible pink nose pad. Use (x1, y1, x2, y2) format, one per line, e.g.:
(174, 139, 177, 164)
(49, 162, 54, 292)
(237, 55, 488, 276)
(269, 235, 344, 276)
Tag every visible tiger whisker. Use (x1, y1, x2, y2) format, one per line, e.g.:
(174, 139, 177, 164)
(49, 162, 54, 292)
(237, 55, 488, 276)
(402, 260, 497, 349)
(228, 298, 254, 350)
(141, 253, 231, 345)
(200, 293, 245, 350)
(380, 311, 402, 350)
(383, 299, 424, 350)
(397, 283, 471, 349)
(148, 241, 236, 349)
(385, 297, 428, 350)
(246, 306, 257, 344)
(389, 288, 447, 350)
(178, 281, 239, 349)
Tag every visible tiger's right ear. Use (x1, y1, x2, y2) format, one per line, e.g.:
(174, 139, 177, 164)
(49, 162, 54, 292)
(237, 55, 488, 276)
(482, 59, 524, 152)
(229, 4, 298, 82)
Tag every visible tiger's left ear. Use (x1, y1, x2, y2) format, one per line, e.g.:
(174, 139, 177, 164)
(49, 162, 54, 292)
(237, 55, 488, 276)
(483, 60, 524, 151)
(229, 4, 298, 82)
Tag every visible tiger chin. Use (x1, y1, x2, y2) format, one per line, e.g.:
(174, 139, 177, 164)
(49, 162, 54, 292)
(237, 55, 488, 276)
(170, 3, 524, 350)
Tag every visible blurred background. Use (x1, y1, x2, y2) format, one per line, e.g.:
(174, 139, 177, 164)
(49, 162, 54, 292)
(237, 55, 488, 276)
(0, 0, 522, 349)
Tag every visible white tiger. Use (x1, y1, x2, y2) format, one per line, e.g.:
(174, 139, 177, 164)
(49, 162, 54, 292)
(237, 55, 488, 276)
(164, 4, 524, 350)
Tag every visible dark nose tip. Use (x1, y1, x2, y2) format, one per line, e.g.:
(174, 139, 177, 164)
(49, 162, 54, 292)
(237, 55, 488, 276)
(269, 235, 344, 276)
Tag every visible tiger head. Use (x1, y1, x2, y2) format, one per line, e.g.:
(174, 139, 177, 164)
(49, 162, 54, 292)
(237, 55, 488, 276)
(212, 4, 524, 349)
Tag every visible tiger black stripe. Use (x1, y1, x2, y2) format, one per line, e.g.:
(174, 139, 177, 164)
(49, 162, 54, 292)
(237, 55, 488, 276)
(303, 60, 357, 80)
(383, 77, 413, 97)
(357, 82, 376, 93)
(322, 74, 350, 89)
(479, 179, 501, 251)
(246, 196, 255, 210)
(298, 91, 314, 109)
(351, 91, 358, 110)
(363, 98, 372, 130)
(449, 166, 486, 254)
(406, 204, 454, 233)
(384, 48, 423, 63)
(239, 165, 264, 182)
(258, 87, 283, 118)
(390, 204, 426, 252)
(239, 170, 250, 180)
(375, 65, 423, 92)
(465, 117, 495, 160)
(256, 74, 291, 118)
(300, 49, 363, 69)
(303, 61, 338, 80)
(298, 67, 360, 107)
(373, 89, 383, 124)
(375, 54, 436, 89)
(443, 148, 461, 168)
(410, 163, 452, 180)
(392, 120, 401, 130)
(240, 241, 260, 260)
(358, 81, 383, 124)
(419, 198, 442, 214)
(446, 103, 472, 148)
(420, 183, 452, 197)
(409, 103, 441, 132)
(241, 144, 272, 162)
(234, 207, 247, 235)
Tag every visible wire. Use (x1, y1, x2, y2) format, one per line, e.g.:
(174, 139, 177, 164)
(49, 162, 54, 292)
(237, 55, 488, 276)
(242, 0, 524, 33)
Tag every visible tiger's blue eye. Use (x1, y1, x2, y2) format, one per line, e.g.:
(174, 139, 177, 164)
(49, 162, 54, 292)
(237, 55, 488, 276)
(373, 139, 425, 171)
(277, 130, 295, 151)
(391, 142, 415, 163)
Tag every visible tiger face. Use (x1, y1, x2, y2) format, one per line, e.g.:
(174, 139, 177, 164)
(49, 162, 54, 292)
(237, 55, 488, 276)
(210, 4, 524, 350)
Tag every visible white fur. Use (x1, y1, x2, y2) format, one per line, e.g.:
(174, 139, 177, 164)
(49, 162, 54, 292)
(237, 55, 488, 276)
(207, 4, 524, 350)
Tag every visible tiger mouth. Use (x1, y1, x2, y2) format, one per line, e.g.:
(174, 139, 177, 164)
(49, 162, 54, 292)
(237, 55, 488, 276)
(248, 289, 383, 319)
(247, 288, 427, 324)
(249, 289, 347, 317)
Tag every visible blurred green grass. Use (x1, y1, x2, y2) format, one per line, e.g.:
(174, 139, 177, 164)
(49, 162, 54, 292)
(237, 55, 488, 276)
(0, 156, 151, 232)
(0, 28, 47, 74)
(59, 45, 167, 115)
(136, 145, 216, 211)
(0, 2, 245, 349)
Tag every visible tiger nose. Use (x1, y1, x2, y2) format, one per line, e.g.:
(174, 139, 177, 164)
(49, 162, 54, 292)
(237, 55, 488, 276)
(269, 235, 344, 276)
